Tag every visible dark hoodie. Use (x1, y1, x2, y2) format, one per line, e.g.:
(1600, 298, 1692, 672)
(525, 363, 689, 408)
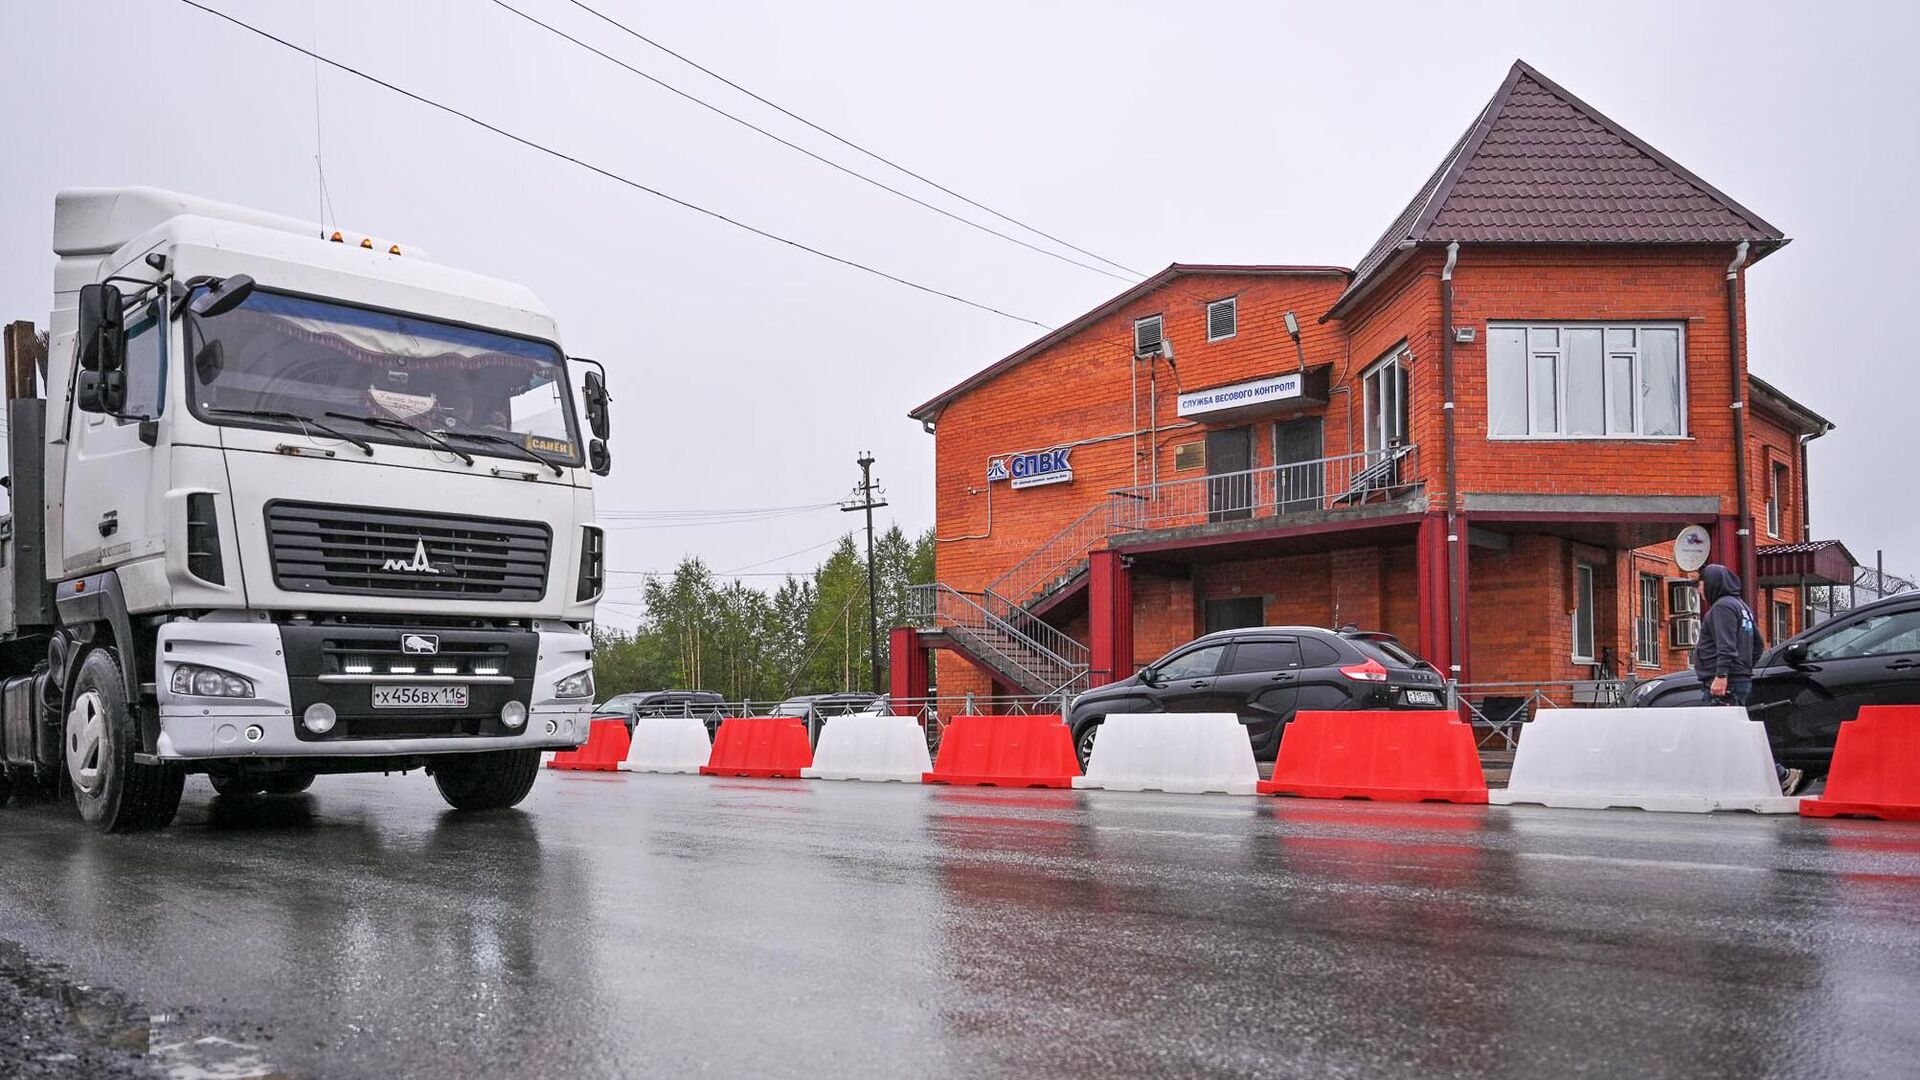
(1693, 564, 1762, 681)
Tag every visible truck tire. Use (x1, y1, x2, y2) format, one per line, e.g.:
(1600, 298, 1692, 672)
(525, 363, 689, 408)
(210, 774, 262, 797)
(431, 749, 541, 811)
(66, 649, 184, 832)
(261, 773, 315, 795)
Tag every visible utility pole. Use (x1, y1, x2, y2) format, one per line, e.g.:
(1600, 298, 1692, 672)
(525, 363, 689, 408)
(841, 452, 887, 694)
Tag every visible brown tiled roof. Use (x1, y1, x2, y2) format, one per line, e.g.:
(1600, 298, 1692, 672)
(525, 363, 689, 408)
(1330, 60, 1787, 318)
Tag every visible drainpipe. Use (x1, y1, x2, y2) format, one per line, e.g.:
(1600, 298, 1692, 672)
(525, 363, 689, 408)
(1726, 240, 1754, 606)
(1441, 242, 1463, 682)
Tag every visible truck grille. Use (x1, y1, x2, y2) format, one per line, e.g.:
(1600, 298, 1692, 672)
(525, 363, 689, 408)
(265, 501, 551, 601)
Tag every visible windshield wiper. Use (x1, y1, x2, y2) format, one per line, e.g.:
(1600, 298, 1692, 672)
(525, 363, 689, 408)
(203, 407, 374, 456)
(324, 411, 474, 466)
(436, 429, 565, 477)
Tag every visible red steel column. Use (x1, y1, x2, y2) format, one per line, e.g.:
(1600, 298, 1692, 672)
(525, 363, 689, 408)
(1416, 513, 1451, 677)
(1453, 512, 1472, 684)
(1088, 549, 1133, 687)
(887, 627, 928, 714)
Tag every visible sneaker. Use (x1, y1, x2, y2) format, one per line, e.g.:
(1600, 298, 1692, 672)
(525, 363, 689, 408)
(1780, 768, 1805, 796)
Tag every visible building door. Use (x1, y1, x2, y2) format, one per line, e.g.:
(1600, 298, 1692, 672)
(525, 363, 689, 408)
(1204, 596, 1265, 634)
(1205, 427, 1253, 522)
(1272, 416, 1323, 513)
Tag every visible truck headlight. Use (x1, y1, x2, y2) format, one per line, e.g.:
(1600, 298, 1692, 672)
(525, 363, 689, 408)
(554, 669, 595, 700)
(170, 663, 255, 699)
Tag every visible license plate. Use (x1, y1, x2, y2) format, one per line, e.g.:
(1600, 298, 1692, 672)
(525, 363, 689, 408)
(1402, 689, 1441, 706)
(372, 684, 469, 709)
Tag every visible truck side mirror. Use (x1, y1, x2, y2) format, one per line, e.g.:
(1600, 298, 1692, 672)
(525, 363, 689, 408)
(76, 284, 127, 415)
(588, 439, 611, 476)
(77, 283, 125, 376)
(189, 273, 255, 318)
(582, 369, 610, 440)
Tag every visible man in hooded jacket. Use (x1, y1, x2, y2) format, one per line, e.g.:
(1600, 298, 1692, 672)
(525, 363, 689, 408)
(1693, 563, 1762, 704)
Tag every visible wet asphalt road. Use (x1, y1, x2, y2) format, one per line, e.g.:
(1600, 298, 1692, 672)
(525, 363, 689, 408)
(2, 772, 1920, 1079)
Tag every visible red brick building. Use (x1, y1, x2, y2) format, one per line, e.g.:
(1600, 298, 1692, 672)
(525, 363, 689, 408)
(894, 61, 1846, 706)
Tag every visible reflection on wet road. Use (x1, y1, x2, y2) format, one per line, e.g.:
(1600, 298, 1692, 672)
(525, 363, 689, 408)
(3, 771, 1920, 1077)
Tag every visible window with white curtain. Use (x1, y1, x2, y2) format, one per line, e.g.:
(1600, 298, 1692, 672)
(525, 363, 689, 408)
(1487, 322, 1685, 439)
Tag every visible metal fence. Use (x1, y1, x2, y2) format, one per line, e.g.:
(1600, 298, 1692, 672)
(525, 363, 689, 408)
(1452, 678, 1648, 750)
(1107, 445, 1420, 534)
(607, 693, 1073, 755)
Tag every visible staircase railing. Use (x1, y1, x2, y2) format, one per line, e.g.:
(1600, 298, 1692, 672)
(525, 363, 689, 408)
(907, 582, 1089, 696)
(984, 504, 1113, 611)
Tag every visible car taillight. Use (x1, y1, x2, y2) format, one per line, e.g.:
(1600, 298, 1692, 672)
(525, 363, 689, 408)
(1339, 657, 1389, 683)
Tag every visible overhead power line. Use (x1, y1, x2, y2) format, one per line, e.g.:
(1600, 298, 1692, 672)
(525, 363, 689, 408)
(175, 0, 1054, 330)
(488, 0, 1132, 284)
(561, 0, 1144, 281)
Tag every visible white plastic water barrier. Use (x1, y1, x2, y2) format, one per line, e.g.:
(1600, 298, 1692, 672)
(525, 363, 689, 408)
(802, 713, 931, 782)
(1072, 712, 1259, 796)
(617, 715, 713, 775)
(1491, 706, 1799, 813)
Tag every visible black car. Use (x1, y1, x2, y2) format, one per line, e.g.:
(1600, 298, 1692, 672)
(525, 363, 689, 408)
(1634, 590, 1920, 776)
(593, 690, 728, 735)
(1066, 627, 1448, 767)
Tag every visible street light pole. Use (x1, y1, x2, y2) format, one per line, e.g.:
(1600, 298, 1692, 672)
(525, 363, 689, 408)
(842, 452, 888, 694)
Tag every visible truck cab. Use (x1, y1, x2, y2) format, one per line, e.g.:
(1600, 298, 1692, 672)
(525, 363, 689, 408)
(0, 188, 614, 830)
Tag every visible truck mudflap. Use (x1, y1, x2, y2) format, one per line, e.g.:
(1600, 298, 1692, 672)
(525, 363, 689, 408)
(152, 617, 593, 760)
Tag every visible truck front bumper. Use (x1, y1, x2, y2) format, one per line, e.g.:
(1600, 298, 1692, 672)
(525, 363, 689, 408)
(153, 617, 594, 760)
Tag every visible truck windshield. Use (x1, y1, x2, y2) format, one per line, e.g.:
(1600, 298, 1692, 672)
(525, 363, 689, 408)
(191, 291, 580, 464)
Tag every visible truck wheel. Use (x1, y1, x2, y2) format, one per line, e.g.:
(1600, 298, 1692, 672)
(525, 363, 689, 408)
(66, 649, 184, 832)
(209, 775, 263, 797)
(261, 773, 315, 795)
(432, 749, 541, 811)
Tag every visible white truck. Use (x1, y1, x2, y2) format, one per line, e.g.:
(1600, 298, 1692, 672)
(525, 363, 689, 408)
(0, 188, 611, 831)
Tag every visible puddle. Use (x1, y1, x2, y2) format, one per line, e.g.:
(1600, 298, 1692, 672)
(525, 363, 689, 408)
(0, 939, 290, 1078)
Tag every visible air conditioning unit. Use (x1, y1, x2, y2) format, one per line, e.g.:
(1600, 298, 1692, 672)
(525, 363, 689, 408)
(1670, 581, 1702, 615)
(1670, 616, 1702, 649)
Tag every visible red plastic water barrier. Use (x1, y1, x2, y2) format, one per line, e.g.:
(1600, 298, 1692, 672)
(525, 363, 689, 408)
(700, 718, 814, 778)
(922, 713, 1080, 788)
(1258, 710, 1488, 804)
(546, 717, 631, 772)
(1800, 706, 1920, 821)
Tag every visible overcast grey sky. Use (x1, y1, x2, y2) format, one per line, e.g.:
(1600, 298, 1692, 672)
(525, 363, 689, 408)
(4, 1, 1915, 624)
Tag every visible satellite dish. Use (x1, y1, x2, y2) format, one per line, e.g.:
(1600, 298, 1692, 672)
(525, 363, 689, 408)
(1674, 525, 1712, 573)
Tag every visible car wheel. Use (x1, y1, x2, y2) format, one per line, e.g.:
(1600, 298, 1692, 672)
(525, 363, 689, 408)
(1075, 720, 1101, 770)
(66, 648, 184, 832)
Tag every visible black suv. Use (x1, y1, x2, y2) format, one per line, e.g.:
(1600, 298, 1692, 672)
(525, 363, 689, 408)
(1634, 590, 1920, 777)
(1066, 627, 1447, 767)
(593, 690, 728, 735)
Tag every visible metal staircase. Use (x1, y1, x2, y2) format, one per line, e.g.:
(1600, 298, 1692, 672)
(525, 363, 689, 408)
(906, 583, 1090, 699)
(983, 505, 1111, 613)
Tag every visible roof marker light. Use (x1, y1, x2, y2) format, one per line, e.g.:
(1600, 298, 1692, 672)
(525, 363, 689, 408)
(330, 231, 344, 243)
(389, 245, 402, 255)
(359, 237, 373, 249)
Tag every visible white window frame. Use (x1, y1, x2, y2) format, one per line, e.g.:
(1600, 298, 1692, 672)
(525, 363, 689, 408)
(1767, 461, 1787, 539)
(1206, 297, 1237, 342)
(1634, 571, 1663, 668)
(1487, 321, 1688, 440)
(1772, 599, 1791, 646)
(1134, 314, 1164, 356)
(1572, 562, 1598, 663)
(1360, 346, 1408, 454)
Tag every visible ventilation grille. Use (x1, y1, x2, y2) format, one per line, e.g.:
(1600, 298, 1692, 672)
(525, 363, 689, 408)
(186, 493, 224, 585)
(1134, 315, 1163, 356)
(1207, 298, 1237, 341)
(266, 501, 551, 601)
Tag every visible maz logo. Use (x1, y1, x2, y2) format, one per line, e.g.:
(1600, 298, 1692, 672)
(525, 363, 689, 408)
(401, 633, 440, 655)
(383, 539, 442, 575)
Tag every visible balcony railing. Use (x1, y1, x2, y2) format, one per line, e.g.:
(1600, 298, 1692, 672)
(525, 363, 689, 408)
(1107, 444, 1421, 535)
